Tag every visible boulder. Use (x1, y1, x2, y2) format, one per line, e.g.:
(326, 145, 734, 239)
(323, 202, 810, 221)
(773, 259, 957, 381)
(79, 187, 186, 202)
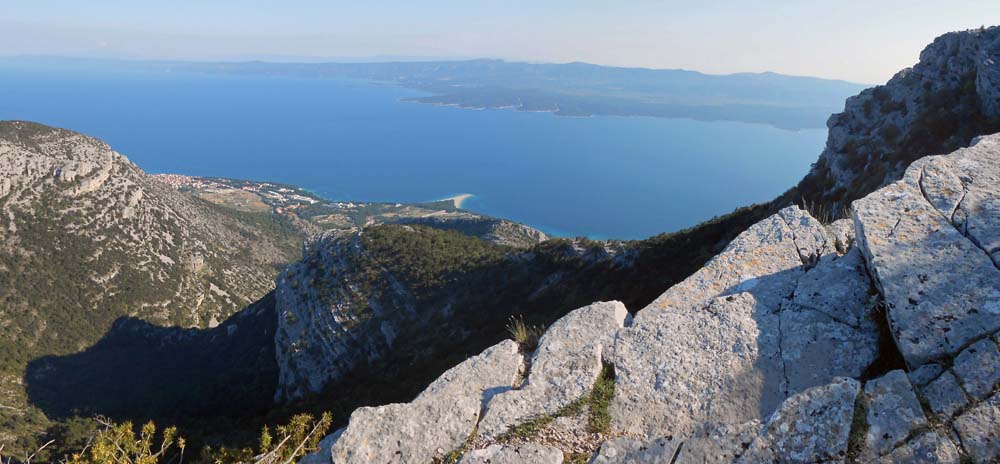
(477, 301, 629, 439)
(739, 377, 859, 463)
(326, 340, 522, 463)
(862, 370, 927, 460)
(778, 206, 831, 264)
(458, 443, 562, 464)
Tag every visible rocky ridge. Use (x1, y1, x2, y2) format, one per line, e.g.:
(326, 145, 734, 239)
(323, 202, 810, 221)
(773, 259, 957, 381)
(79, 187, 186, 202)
(0, 121, 298, 333)
(272, 225, 630, 402)
(302, 133, 1000, 463)
(0, 121, 303, 446)
(799, 26, 1000, 210)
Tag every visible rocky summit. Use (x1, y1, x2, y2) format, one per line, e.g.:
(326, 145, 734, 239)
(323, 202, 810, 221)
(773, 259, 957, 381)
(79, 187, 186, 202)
(799, 26, 1000, 210)
(302, 132, 1000, 462)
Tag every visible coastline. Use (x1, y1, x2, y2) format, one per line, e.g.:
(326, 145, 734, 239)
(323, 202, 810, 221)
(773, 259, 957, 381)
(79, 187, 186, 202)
(440, 193, 473, 209)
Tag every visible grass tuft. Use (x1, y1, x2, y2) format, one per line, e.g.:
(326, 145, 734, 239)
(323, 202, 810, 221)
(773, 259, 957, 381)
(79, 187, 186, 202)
(845, 392, 869, 462)
(493, 363, 617, 444)
(800, 198, 852, 225)
(586, 363, 615, 434)
(506, 316, 544, 352)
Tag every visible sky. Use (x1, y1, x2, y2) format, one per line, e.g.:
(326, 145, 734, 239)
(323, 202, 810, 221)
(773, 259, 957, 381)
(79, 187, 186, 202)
(2, 0, 998, 84)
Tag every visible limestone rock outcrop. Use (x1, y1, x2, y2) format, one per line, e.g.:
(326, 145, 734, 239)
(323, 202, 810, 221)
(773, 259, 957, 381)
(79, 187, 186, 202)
(590, 436, 680, 463)
(457, 443, 563, 464)
(854, 139, 1000, 368)
(610, 205, 878, 439)
(952, 392, 1000, 462)
(802, 26, 1000, 209)
(328, 340, 522, 463)
(874, 430, 961, 464)
(272, 231, 417, 401)
(476, 301, 629, 439)
(861, 370, 927, 460)
(0, 122, 295, 331)
(739, 377, 860, 463)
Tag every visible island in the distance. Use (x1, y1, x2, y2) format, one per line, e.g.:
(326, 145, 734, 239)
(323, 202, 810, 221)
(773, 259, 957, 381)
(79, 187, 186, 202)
(6, 57, 869, 130)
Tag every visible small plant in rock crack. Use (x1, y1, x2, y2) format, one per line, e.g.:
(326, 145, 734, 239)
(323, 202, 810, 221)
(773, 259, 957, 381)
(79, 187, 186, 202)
(506, 315, 544, 352)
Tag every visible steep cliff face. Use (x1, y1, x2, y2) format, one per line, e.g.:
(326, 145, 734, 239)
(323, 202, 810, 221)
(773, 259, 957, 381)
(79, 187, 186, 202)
(799, 26, 1000, 209)
(305, 135, 1000, 463)
(273, 231, 418, 402)
(272, 225, 634, 402)
(0, 122, 299, 358)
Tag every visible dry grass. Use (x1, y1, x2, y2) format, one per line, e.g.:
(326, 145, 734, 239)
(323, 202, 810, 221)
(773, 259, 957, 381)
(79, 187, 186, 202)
(506, 316, 544, 352)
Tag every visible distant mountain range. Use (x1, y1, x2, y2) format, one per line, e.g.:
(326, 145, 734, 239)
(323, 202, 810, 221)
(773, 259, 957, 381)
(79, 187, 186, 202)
(2, 56, 869, 130)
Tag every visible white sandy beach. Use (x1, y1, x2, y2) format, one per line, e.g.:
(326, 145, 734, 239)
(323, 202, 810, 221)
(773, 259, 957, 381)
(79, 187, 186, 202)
(442, 193, 473, 208)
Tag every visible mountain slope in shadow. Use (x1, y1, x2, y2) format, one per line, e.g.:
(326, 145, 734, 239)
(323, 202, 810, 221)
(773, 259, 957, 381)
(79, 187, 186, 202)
(24, 293, 279, 433)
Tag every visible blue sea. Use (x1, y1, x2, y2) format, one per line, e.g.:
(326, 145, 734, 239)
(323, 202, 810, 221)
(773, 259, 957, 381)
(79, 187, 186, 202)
(0, 63, 827, 239)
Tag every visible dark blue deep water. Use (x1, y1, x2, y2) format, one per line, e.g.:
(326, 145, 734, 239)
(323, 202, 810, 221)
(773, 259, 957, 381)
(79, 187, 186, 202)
(0, 64, 827, 239)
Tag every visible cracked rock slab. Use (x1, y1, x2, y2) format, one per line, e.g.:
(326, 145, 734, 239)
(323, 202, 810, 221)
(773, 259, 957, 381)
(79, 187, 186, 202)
(853, 176, 1000, 368)
(590, 436, 681, 464)
(930, 135, 1000, 267)
(327, 340, 522, 463)
(919, 370, 969, 419)
(477, 301, 629, 439)
(952, 392, 1000, 462)
(907, 363, 944, 388)
(612, 292, 785, 439)
(951, 337, 1000, 400)
(789, 247, 874, 327)
(739, 377, 859, 464)
(673, 421, 761, 464)
(458, 443, 563, 464)
(778, 206, 831, 263)
(636, 207, 812, 321)
(614, 208, 820, 439)
(873, 430, 960, 464)
(862, 370, 927, 460)
(779, 305, 879, 395)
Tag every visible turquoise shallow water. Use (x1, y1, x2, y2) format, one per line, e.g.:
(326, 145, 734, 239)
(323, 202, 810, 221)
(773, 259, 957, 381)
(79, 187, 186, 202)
(0, 64, 828, 239)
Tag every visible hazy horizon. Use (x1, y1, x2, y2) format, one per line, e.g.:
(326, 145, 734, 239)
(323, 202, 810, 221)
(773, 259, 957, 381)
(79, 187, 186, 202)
(0, 53, 875, 86)
(4, 1, 998, 84)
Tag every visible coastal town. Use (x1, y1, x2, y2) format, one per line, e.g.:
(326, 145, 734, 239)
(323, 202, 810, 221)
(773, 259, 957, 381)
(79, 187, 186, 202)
(152, 173, 475, 232)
